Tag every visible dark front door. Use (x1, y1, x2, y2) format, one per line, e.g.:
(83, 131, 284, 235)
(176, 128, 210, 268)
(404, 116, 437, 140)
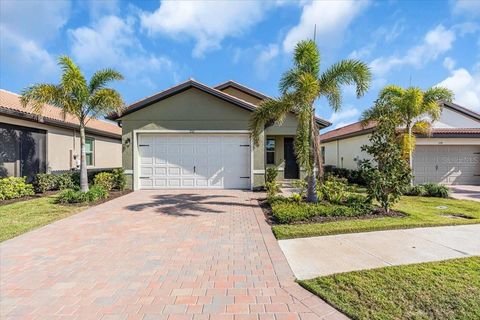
(284, 137, 299, 179)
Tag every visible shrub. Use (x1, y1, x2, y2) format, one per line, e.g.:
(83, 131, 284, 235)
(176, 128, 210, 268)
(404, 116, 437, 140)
(111, 169, 126, 190)
(266, 167, 278, 183)
(404, 184, 427, 196)
(266, 181, 281, 197)
(290, 193, 303, 203)
(344, 194, 374, 215)
(422, 183, 450, 198)
(56, 185, 108, 204)
(0, 177, 35, 200)
(271, 201, 369, 224)
(93, 172, 115, 191)
(324, 165, 366, 185)
(33, 173, 76, 193)
(291, 179, 307, 197)
(319, 176, 349, 204)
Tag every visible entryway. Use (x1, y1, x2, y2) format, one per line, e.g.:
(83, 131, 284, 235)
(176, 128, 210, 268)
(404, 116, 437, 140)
(284, 137, 299, 179)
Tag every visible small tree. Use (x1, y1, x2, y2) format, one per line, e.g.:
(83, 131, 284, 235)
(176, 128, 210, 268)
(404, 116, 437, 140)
(21, 56, 124, 192)
(360, 102, 411, 213)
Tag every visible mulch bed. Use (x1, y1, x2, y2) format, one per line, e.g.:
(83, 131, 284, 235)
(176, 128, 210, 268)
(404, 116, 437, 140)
(0, 191, 58, 206)
(259, 198, 406, 225)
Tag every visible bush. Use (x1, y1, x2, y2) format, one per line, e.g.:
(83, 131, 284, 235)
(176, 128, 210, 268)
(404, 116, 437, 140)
(271, 201, 369, 224)
(33, 173, 76, 193)
(422, 183, 450, 198)
(111, 169, 126, 190)
(319, 176, 349, 204)
(324, 165, 366, 185)
(404, 184, 427, 196)
(266, 181, 281, 197)
(93, 172, 115, 191)
(266, 167, 278, 183)
(56, 185, 108, 204)
(0, 177, 35, 200)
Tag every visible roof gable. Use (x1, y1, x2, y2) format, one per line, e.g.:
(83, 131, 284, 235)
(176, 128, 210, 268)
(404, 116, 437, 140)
(112, 79, 257, 120)
(214, 80, 271, 101)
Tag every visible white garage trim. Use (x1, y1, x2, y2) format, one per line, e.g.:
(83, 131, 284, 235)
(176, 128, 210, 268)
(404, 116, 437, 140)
(133, 130, 253, 190)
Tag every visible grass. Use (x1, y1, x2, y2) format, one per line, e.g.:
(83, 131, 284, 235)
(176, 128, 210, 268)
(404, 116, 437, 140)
(272, 196, 480, 239)
(0, 196, 87, 242)
(299, 257, 480, 320)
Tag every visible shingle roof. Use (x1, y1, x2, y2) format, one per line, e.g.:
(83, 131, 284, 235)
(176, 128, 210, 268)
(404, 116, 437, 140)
(430, 128, 480, 135)
(214, 80, 271, 100)
(320, 121, 376, 142)
(0, 89, 121, 138)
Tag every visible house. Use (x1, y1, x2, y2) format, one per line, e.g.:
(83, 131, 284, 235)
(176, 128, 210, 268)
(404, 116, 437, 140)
(0, 89, 122, 181)
(109, 79, 331, 190)
(320, 101, 480, 185)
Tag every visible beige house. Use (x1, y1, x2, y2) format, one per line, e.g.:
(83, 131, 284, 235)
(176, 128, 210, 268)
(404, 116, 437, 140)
(320, 101, 480, 185)
(109, 79, 330, 190)
(0, 89, 122, 180)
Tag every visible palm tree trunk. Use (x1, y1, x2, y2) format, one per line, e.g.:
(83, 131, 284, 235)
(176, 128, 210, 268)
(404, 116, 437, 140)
(407, 125, 413, 186)
(306, 111, 318, 203)
(79, 124, 89, 192)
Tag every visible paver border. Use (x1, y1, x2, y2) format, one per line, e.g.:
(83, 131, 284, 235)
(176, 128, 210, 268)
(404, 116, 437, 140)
(251, 198, 349, 320)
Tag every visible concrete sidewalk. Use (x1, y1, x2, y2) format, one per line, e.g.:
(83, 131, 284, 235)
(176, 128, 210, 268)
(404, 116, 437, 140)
(279, 224, 480, 280)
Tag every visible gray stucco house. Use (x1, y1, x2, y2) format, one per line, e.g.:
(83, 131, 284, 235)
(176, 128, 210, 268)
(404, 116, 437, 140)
(109, 79, 330, 190)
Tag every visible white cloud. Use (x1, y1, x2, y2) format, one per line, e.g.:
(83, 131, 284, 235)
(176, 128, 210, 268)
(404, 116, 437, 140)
(140, 1, 271, 58)
(0, 0, 69, 76)
(437, 67, 480, 111)
(443, 57, 456, 71)
(283, 0, 369, 52)
(328, 107, 360, 127)
(86, 0, 119, 20)
(255, 44, 280, 80)
(370, 25, 456, 76)
(452, 0, 480, 17)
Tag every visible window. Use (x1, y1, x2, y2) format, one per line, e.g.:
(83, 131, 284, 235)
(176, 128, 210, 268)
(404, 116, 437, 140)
(85, 138, 94, 166)
(266, 138, 275, 164)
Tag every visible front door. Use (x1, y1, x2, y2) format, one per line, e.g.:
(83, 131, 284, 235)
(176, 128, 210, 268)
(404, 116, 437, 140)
(284, 137, 299, 179)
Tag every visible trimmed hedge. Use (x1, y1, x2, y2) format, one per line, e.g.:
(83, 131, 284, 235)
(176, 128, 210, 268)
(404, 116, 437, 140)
(0, 177, 35, 200)
(324, 165, 366, 185)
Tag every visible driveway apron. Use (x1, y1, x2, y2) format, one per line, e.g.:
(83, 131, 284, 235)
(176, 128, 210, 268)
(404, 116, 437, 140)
(0, 190, 345, 320)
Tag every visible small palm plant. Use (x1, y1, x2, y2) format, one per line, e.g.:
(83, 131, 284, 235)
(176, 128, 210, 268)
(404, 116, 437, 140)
(21, 56, 124, 192)
(250, 40, 371, 203)
(361, 85, 453, 169)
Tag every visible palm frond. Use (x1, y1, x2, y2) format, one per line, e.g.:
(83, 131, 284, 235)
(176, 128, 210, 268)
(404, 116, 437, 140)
(412, 120, 432, 136)
(318, 81, 341, 111)
(293, 40, 320, 75)
(249, 97, 294, 146)
(58, 55, 88, 101)
(86, 88, 124, 122)
(319, 59, 371, 98)
(423, 86, 453, 121)
(20, 84, 64, 114)
(279, 69, 300, 94)
(400, 133, 416, 159)
(89, 68, 124, 94)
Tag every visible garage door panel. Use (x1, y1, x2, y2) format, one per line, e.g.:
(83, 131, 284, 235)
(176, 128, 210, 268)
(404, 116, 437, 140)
(414, 145, 480, 185)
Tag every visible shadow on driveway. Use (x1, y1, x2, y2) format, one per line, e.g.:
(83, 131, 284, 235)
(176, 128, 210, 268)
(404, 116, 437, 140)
(125, 192, 258, 217)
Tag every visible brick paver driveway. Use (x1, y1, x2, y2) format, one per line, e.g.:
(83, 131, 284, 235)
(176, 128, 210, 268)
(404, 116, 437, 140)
(1, 190, 345, 320)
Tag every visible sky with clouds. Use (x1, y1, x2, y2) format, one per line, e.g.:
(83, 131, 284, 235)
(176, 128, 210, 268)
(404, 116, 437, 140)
(1, 0, 479, 132)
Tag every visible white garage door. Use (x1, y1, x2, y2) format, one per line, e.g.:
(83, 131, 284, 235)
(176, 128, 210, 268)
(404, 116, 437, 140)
(137, 133, 251, 189)
(413, 145, 480, 185)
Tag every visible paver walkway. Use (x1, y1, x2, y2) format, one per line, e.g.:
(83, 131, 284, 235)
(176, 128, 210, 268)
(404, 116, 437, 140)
(0, 190, 346, 320)
(279, 224, 480, 280)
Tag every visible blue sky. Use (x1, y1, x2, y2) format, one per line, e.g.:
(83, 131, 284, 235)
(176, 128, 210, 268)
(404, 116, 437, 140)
(1, 0, 479, 132)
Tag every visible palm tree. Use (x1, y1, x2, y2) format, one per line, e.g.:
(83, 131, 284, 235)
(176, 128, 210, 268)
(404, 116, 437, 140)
(21, 56, 124, 192)
(361, 85, 453, 170)
(250, 40, 371, 203)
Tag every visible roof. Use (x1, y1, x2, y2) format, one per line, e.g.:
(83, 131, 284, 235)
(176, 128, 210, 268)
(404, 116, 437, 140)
(0, 89, 121, 139)
(111, 79, 331, 127)
(214, 80, 271, 100)
(320, 121, 376, 142)
(320, 101, 480, 142)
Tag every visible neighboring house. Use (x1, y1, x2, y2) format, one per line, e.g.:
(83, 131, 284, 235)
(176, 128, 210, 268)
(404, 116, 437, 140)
(109, 79, 330, 190)
(0, 89, 122, 181)
(320, 101, 480, 185)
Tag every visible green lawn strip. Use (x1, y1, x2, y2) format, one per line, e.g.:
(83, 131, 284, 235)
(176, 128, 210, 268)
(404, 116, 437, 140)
(299, 257, 480, 320)
(0, 196, 87, 242)
(273, 196, 480, 239)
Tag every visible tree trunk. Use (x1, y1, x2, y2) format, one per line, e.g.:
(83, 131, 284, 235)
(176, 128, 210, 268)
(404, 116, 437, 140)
(306, 110, 318, 203)
(79, 124, 89, 192)
(407, 125, 413, 186)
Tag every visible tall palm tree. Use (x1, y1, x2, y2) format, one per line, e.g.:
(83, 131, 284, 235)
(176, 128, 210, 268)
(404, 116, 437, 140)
(361, 85, 453, 170)
(21, 56, 124, 192)
(250, 40, 371, 202)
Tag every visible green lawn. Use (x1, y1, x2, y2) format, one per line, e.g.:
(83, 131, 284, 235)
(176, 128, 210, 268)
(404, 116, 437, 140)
(273, 196, 480, 239)
(0, 196, 87, 242)
(299, 257, 480, 320)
